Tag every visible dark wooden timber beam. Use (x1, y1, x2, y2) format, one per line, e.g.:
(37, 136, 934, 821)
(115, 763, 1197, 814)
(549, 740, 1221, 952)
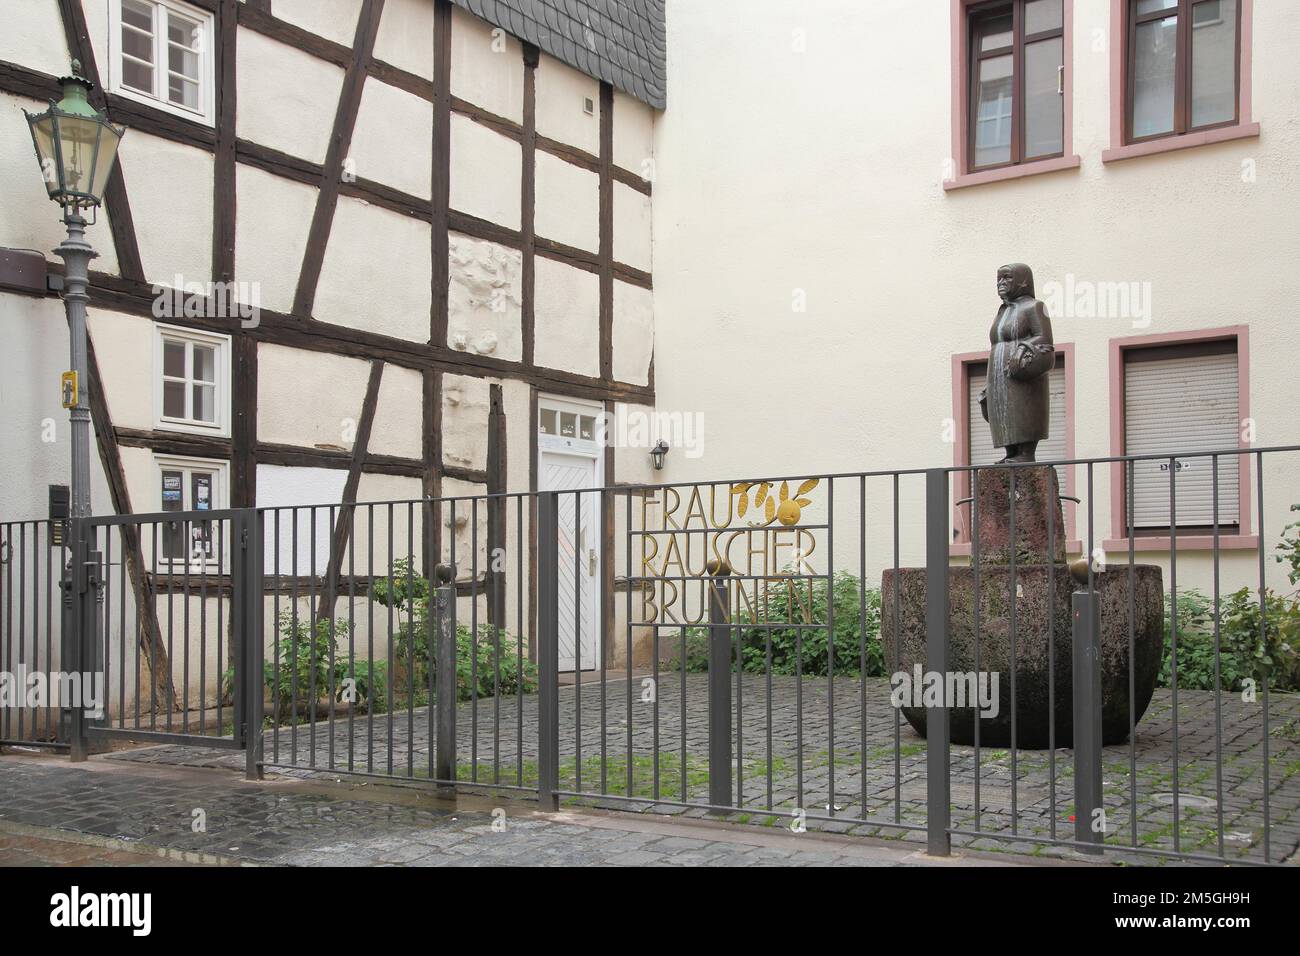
(521, 44, 538, 367)
(486, 384, 507, 626)
(430, 0, 453, 349)
(316, 360, 384, 623)
(292, 0, 385, 319)
(598, 82, 615, 381)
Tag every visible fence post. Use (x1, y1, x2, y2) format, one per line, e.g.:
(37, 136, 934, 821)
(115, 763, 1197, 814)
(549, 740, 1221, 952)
(63, 518, 96, 762)
(242, 509, 264, 780)
(707, 559, 732, 812)
(924, 468, 951, 856)
(1072, 587, 1104, 854)
(434, 563, 456, 794)
(536, 492, 560, 811)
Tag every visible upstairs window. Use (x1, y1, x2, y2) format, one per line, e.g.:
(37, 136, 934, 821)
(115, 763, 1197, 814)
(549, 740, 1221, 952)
(110, 0, 215, 125)
(1127, 0, 1241, 143)
(968, 0, 1066, 171)
(154, 325, 230, 436)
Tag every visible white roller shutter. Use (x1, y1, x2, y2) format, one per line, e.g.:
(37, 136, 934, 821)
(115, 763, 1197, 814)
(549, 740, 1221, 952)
(1124, 351, 1239, 529)
(968, 362, 1068, 491)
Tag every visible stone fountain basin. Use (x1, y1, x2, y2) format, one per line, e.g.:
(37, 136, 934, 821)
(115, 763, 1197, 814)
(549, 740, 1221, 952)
(880, 564, 1164, 748)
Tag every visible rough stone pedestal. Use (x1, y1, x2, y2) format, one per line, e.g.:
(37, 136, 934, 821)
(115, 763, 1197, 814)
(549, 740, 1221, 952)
(881, 466, 1164, 747)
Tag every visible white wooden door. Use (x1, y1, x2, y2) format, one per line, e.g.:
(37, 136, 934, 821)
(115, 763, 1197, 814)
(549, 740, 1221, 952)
(539, 399, 603, 672)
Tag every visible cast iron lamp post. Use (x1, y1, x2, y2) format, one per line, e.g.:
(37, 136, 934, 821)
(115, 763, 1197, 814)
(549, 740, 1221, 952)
(25, 61, 125, 520)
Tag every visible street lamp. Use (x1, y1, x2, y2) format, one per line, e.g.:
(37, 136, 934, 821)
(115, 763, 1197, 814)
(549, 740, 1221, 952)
(25, 60, 125, 520)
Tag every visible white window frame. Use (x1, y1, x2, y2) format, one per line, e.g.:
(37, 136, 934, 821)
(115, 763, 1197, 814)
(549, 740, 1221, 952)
(154, 323, 231, 437)
(109, 0, 216, 126)
(153, 455, 229, 570)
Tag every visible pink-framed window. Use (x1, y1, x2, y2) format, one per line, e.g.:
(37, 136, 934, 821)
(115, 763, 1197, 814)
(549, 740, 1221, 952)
(1106, 325, 1255, 551)
(951, 344, 1078, 555)
(1102, 0, 1258, 163)
(946, 0, 1081, 191)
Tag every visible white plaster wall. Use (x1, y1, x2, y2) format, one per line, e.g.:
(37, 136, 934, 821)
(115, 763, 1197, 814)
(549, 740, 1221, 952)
(0, 92, 122, 273)
(613, 181, 652, 272)
(449, 113, 521, 229)
(441, 373, 491, 472)
(651, 0, 1300, 594)
(612, 90, 654, 176)
(369, 363, 425, 461)
(612, 280, 653, 386)
(350, 77, 434, 200)
(0, 292, 115, 521)
(533, 257, 599, 378)
(315, 196, 432, 340)
(535, 53, 600, 154)
(448, 232, 522, 361)
(117, 132, 214, 288)
(257, 343, 371, 450)
(86, 309, 153, 431)
(374, 0, 436, 80)
(234, 164, 318, 315)
(449, 6, 523, 123)
(352, 472, 424, 577)
(534, 151, 598, 252)
(257, 464, 348, 575)
(0, 0, 71, 78)
(236, 28, 345, 166)
(272, 0, 363, 49)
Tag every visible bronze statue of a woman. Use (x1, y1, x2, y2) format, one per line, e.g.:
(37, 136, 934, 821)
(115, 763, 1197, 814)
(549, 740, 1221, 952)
(978, 263, 1055, 462)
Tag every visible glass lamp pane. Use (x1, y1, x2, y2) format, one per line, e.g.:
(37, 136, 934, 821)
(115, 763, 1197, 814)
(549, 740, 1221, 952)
(87, 123, 122, 200)
(974, 54, 1014, 168)
(1024, 37, 1064, 158)
(163, 380, 186, 418)
(29, 115, 61, 197)
(192, 383, 215, 423)
(57, 113, 101, 197)
(1133, 16, 1177, 138)
(1024, 0, 1063, 35)
(1191, 0, 1237, 128)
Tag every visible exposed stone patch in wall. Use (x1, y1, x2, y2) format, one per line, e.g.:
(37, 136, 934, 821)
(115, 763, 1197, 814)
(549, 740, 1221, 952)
(441, 374, 492, 472)
(448, 234, 523, 361)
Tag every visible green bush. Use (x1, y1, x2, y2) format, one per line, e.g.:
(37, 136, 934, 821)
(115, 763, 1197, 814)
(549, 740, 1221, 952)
(369, 558, 537, 702)
(1158, 586, 1300, 693)
(669, 572, 885, 679)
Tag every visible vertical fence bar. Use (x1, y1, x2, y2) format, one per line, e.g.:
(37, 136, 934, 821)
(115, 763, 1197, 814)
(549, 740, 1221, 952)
(244, 509, 264, 780)
(707, 561, 732, 811)
(924, 469, 951, 856)
(1071, 587, 1103, 854)
(434, 564, 456, 794)
(537, 491, 560, 810)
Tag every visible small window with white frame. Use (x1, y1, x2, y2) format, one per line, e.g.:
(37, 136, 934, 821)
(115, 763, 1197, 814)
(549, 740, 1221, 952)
(110, 0, 215, 125)
(154, 455, 228, 569)
(155, 324, 230, 436)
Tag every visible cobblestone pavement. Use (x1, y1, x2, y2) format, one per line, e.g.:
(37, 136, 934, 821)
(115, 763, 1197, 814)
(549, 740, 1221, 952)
(0, 757, 1024, 867)
(105, 675, 1300, 865)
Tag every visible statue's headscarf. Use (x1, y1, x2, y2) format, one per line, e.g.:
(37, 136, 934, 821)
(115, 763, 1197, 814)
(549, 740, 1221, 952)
(999, 262, 1035, 299)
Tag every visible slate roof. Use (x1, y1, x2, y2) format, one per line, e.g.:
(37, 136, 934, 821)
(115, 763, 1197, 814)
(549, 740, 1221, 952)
(453, 0, 667, 109)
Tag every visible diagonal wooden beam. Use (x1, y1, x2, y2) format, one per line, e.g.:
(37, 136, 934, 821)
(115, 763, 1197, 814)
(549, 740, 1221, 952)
(291, 0, 386, 319)
(315, 360, 385, 624)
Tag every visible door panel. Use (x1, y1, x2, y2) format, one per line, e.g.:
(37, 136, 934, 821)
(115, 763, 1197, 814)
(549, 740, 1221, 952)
(542, 452, 599, 671)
